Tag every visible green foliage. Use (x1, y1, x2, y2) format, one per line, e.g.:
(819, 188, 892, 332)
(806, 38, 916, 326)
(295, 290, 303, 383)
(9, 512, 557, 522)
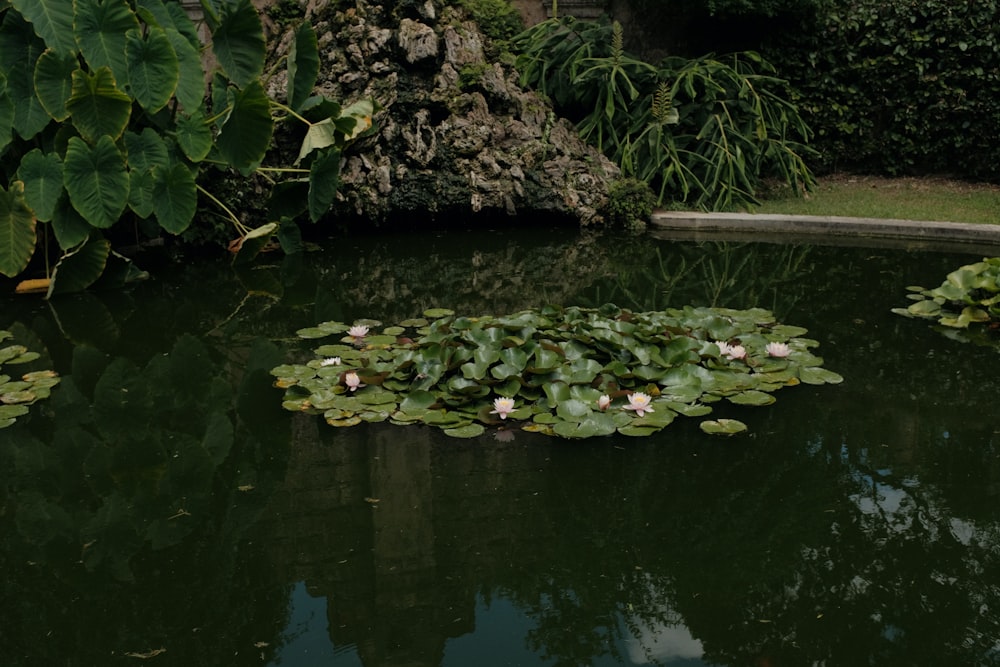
(272, 304, 842, 439)
(0, 329, 59, 428)
(0, 0, 374, 293)
(512, 17, 815, 211)
(894, 258, 1000, 346)
(762, 0, 1000, 178)
(604, 178, 655, 230)
(458, 0, 524, 45)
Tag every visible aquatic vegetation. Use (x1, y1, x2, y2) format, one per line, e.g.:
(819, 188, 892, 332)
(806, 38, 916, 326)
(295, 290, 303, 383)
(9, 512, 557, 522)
(0, 330, 59, 428)
(272, 304, 842, 439)
(894, 257, 1000, 345)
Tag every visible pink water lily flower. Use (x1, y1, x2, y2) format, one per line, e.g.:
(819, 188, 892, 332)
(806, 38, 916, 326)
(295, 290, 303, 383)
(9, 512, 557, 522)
(348, 324, 370, 339)
(320, 357, 341, 366)
(726, 344, 747, 361)
(623, 391, 655, 417)
(490, 397, 516, 419)
(597, 394, 611, 411)
(344, 371, 364, 391)
(765, 341, 791, 358)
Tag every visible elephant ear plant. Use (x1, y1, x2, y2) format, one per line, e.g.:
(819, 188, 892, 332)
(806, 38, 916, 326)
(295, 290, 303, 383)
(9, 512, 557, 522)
(0, 0, 373, 296)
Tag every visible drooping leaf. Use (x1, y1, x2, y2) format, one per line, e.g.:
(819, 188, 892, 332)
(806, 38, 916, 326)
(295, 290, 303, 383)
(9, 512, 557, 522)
(63, 135, 129, 228)
(136, 0, 200, 48)
(73, 0, 140, 86)
(216, 80, 272, 171)
(0, 182, 36, 278)
(66, 66, 132, 142)
(151, 163, 197, 234)
(125, 26, 178, 112)
(232, 222, 277, 266)
(287, 22, 319, 112)
(308, 146, 341, 222)
(46, 232, 110, 296)
(127, 168, 155, 218)
(0, 73, 13, 154)
(11, 0, 77, 53)
(209, 0, 265, 89)
(33, 48, 77, 121)
(16, 149, 64, 222)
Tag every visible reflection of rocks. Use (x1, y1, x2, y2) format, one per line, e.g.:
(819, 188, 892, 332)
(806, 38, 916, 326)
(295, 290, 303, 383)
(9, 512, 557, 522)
(264, 0, 619, 225)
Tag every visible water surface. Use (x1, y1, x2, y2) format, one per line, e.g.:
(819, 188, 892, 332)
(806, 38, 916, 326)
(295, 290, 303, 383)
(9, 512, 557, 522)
(2, 229, 999, 666)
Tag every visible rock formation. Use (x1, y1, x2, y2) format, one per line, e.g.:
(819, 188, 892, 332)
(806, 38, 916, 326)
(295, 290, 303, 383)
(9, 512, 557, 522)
(266, 0, 620, 226)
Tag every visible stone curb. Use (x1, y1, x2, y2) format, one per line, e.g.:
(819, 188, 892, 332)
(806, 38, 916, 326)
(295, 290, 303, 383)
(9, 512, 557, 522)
(650, 211, 1000, 253)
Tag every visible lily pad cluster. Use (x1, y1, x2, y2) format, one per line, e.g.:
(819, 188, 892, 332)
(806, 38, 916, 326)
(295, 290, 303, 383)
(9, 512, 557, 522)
(271, 304, 843, 439)
(894, 257, 1000, 333)
(0, 330, 60, 428)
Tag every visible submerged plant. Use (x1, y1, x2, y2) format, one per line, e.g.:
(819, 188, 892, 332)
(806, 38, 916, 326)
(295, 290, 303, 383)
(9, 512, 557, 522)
(271, 304, 842, 439)
(0, 329, 60, 428)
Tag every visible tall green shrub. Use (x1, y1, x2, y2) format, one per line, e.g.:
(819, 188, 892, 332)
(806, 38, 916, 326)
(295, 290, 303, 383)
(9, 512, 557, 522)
(763, 0, 1000, 179)
(513, 16, 814, 210)
(0, 0, 373, 295)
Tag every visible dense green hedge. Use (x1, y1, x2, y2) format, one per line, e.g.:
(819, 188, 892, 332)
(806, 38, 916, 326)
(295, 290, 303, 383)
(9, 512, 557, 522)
(762, 0, 1000, 179)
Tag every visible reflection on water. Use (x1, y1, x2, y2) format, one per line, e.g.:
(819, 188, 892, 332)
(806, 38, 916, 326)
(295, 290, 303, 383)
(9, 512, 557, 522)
(2, 229, 1000, 666)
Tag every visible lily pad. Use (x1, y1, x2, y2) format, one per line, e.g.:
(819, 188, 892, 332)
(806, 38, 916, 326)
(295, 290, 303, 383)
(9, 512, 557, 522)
(700, 419, 748, 435)
(444, 423, 486, 438)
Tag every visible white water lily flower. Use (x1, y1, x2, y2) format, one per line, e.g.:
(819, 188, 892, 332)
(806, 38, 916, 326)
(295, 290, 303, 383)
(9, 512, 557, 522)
(320, 357, 342, 366)
(490, 397, 516, 419)
(348, 324, 370, 338)
(597, 394, 611, 411)
(726, 344, 747, 360)
(623, 391, 655, 417)
(714, 340, 733, 356)
(765, 341, 791, 358)
(345, 371, 364, 391)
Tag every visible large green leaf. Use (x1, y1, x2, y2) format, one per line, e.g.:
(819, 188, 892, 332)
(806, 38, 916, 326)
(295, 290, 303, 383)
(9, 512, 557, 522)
(16, 149, 63, 222)
(51, 195, 92, 249)
(33, 48, 77, 121)
(175, 110, 213, 162)
(136, 0, 200, 48)
(47, 232, 111, 296)
(163, 27, 206, 112)
(216, 80, 273, 171)
(11, 0, 77, 53)
(73, 0, 140, 86)
(308, 146, 341, 222)
(128, 168, 155, 218)
(0, 74, 13, 154)
(125, 26, 178, 112)
(151, 163, 196, 234)
(287, 22, 318, 112)
(0, 12, 50, 140)
(63, 135, 129, 229)
(66, 66, 132, 142)
(210, 0, 265, 89)
(0, 182, 36, 278)
(233, 222, 278, 266)
(123, 127, 169, 173)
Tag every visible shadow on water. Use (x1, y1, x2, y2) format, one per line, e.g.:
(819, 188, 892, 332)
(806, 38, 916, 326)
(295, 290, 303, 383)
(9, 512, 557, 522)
(1, 228, 999, 666)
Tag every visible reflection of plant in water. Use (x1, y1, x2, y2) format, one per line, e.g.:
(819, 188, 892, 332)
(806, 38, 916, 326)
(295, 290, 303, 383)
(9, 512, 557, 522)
(601, 241, 815, 317)
(0, 334, 292, 664)
(273, 303, 841, 439)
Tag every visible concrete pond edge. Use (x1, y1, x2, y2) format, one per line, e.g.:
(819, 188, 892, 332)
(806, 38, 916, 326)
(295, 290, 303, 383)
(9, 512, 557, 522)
(650, 211, 1000, 254)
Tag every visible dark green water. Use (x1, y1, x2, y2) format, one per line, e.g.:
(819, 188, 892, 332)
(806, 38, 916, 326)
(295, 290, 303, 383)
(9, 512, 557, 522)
(3, 228, 1000, 666)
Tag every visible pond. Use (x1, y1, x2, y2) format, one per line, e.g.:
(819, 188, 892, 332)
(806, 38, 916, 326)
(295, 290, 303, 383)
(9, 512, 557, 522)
(2, 226, 1000, 666)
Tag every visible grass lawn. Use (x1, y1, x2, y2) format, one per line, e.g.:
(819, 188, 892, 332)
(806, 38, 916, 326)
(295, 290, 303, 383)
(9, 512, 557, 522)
(753, 174, 1000, 225)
